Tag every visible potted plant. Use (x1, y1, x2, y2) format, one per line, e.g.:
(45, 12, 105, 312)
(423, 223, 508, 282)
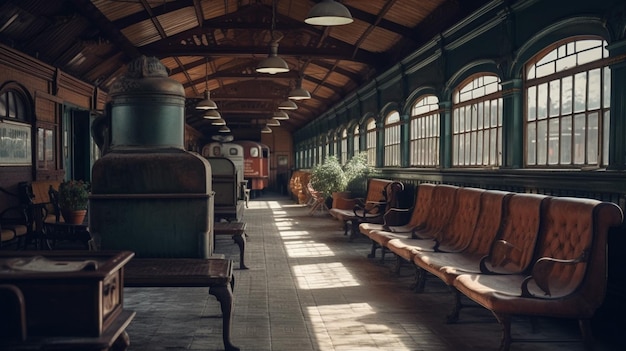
(309, 156, 347, 204)
(58, 179, 90, 224)
(344, 152, 373, 195)
(309, 153, 375, 209)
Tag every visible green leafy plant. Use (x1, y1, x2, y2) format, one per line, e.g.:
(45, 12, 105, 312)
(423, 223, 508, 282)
(310, 156, 347, 199)
(309, 153, 375, 199)
(58, 180, 90, 210)
(343, 152, 373, 194)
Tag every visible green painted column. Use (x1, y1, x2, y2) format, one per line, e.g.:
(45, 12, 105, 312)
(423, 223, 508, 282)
(400, 113, 410, 168)
(439, 101, 452, 168)
(607, 40, 626, 170)
(501, 79, 523, 168)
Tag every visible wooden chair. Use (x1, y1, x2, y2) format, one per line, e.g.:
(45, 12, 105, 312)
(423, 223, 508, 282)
(306, 181, 328, 215)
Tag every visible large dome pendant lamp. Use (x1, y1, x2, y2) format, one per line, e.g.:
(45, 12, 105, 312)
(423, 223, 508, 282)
(256, 0, 289, 75)
(305, 0, 353, 26)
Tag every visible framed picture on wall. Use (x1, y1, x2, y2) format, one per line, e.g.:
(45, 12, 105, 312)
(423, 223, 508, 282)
(277, 154, 288, 167)
(0, 120, 32, 166)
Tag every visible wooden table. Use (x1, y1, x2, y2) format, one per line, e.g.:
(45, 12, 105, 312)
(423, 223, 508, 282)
(214, 221, 248, 269)
(123, 258, 239, 351)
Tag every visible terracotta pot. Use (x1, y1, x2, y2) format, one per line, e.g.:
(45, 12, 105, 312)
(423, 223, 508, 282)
(331, 191, 352, 209)
(62, 209, 87, 225)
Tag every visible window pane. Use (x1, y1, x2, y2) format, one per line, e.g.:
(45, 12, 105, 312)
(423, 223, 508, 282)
(587, 112, 598, 164)
(574, 114, 586, 164)
(574, 72, 587, 113)
(527, 122, 537, 165)
(603, 67, 611, 108)
(537, 83, 548, 119)
(527, 86, 536, 121)
(548, 118, 559, 164)
(537, 120, 547, 164)
(561, 76, 572, 115)
(560, 116, 571, 164)
(549, 80, 560, 117)
(587, 68, 601, 110)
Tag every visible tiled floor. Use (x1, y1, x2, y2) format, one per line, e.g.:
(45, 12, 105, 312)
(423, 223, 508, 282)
(124, 193, 622, 351)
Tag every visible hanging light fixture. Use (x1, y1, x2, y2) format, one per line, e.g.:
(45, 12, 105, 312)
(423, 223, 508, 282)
(261, 125, 272, 133)
(219, 125, 231, 133)
(256, 0, 289, 74)
(288, 77, 311, 100)
(203, 110, 221, 119)
(196, 58, 218, 110)
(212, 118, 226, 126)
(266, 118, 281, 126)
(305, 0, 353, 26)
(278, 99, 298, 110)
(273, 110, 289, 120)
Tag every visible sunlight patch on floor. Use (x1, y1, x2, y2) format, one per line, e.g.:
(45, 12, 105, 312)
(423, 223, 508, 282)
(284, 241, 335, 258)
(307, 303, 413, 351)
(293, 262, 358, 289)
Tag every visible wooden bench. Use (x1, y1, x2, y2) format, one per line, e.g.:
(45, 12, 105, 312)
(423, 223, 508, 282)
(359, 183, 623, 350)
(214, 221, 248, 269)
(329, 178, 404, 241)
(288, 170, 311, 204)
(124, 258, 239, 351)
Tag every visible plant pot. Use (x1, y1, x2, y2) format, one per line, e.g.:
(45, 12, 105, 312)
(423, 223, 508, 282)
(62, 209, 87, 225)
(332, 191, 352, 209)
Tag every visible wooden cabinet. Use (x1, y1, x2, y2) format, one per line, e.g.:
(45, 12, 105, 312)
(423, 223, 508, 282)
(0, 251, 134, 340)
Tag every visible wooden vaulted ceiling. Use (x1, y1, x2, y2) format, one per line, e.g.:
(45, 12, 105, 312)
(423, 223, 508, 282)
(0, 0, 491, 138)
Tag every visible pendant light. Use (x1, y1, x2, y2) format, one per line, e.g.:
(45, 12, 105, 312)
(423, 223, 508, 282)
(212, 118, 226, 126)
(266, 118, 281, 126)
(196, 58, 218, 110)
(288, 77, 311, 100)
(278, 99, 298, 110)
(273, 110, 289, 120)
(219, 125, 231, 133)
(203, 109, 221, 119)
(261, 125, 273, 133)
(256, 0, 289, 74)
(305, 0, 353, 26)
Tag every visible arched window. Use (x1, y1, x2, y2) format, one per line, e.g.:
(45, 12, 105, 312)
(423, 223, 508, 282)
(366, 118, 377, 166)
(410, 95, 440, 166)
(0, 88, 32, 165)
(0, 90, 27, 122)
(452, 74, 502, 167)
(525, 38, 610, 167)
(339, 128, 348, 164)
(384, 111, 401, 166)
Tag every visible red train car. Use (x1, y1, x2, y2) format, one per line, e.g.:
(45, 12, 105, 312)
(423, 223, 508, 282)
(233, 141, 270, 193)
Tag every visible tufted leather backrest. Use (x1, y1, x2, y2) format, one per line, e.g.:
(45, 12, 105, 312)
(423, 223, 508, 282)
(487, 193, 549, 274)
(531, 197, 622, 300)
(362, 179, 394, 213)
(406, 183, 436, 228)
(465, 190, 512, 255)
(436, 187, 485, 251)
(414, 184, 458, 239)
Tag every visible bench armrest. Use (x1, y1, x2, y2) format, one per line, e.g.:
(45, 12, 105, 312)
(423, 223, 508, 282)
(0, 206, 29, 226)
(479, 240, 523, 274)
(520, 252, 587, 297)
(353, 200, 386, 218)
(382, 207, 413, 228)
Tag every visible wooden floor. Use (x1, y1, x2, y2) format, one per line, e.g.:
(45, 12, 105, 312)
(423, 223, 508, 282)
(123, 192, 623, 351)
